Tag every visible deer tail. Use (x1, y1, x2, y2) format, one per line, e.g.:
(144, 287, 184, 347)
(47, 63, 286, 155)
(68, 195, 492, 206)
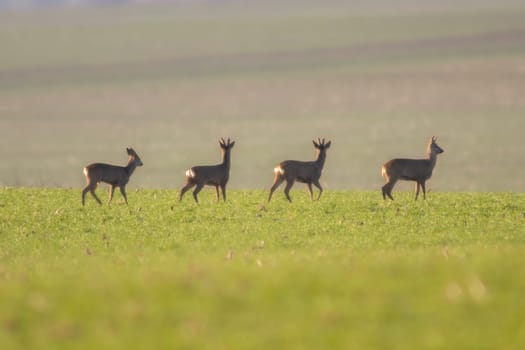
(274, 166, 285, 176)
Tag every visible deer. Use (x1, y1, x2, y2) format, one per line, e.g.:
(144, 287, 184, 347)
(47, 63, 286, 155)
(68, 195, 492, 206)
(179, 137, 235, 203)
(268, 137, 331, 203)
(81, 147, 143, 206)
(381, 136, 444, 201)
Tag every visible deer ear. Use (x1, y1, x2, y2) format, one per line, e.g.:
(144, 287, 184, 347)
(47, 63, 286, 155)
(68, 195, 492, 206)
(229, 141, 235, 148)
(312, 140, 319, 148)
(325, 141, 331, 149)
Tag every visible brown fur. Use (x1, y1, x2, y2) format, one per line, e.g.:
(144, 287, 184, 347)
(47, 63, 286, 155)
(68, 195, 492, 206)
(82, 148, 143, 206)
(268, 138, 331, 203)
(179, 138, 235, 203)
(381, 137, 444, 200)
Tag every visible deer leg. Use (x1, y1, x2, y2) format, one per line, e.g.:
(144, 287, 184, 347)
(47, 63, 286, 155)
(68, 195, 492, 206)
(215, 185, 220, 202)
(192, 183, 204, 204)
(82, 185, 91, 206)
(381, 182, 394, 200)
(89, 184, 103, 205)
(179, 182, 195, 202)
(386, 182, 395, 200)
(381, 175, 389, 200)
(119, 185, 128, 205)
(220, 184, 227, 202)
(108, 185, 117, 205)
(421, 181, 427, 200)
(312, 179, 323, 201)
(382, 179, 396, 200)
(268, 176, 284, 202)
(307, 183, 314, 200)
(283, 179, 295, 203)
(381, 183, 388, 200)
(415, 182, 421, 201)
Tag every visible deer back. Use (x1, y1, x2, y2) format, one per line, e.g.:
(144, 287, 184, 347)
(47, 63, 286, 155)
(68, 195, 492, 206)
(85, 163, 130, 185)
(383, 158, 435, 181)
(279, 160, 320, 181)
(188, 164, 229, 185)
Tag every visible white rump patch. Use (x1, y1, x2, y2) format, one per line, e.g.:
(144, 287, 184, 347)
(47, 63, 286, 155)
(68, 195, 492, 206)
(381, 166, 386, 177)
(186, 169, 195, 178)
(274, 166, 285, 175)
(83, 167, 88, 177)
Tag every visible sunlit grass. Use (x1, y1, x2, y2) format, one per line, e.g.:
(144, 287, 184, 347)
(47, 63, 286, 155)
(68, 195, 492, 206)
(1, 188, 524, 349)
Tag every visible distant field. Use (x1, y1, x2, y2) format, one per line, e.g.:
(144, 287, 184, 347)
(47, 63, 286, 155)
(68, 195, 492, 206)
(1, 1, 524, 191)
(1, 188, 524, 349)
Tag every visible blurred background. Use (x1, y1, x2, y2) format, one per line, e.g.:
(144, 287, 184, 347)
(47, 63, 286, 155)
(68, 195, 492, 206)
(0, 0, 524, 192)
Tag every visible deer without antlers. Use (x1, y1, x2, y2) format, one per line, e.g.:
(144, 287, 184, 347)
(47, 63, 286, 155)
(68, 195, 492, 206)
(268, 138, 331, 203)
(381, 136, 444, 200)
(82, 147, 143, 206)
(180, 138, 235, 203)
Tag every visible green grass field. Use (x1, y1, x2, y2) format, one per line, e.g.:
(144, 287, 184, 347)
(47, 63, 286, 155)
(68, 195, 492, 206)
(1, 188, 524, 349)
(1, 1, 525, 348)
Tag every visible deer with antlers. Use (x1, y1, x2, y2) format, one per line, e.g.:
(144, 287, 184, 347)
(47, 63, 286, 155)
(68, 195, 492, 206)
(268, 138, 331, 203)
(381, 136, 444, 200)
(82, 147, 143, 206)
(179, 138, 235, 203)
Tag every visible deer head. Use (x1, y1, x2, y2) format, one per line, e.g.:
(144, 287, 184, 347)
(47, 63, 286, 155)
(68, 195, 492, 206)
(427, 136, 444, 155)
(219, 138, 235, 150)
(126, 147, 144, 167)
(312, 137, 331, 150)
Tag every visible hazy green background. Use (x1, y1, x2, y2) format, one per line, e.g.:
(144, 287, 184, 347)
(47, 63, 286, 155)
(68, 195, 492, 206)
(1, 0, 524, 191)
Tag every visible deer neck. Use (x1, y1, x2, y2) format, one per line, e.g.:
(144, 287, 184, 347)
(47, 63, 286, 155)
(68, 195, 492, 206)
(427, 150, 438, 170)
(125, 157, 138, 175)
(316, 149, 327, 168)
(221, 149, 231, 170)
